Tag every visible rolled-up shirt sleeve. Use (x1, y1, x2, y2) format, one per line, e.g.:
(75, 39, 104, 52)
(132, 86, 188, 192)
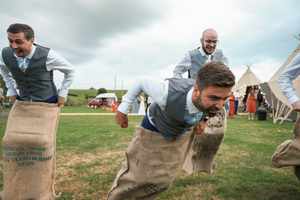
(46, 49, 75, 98)
(118, 79, 169, 114)
(278, 53, 300, 104)
(0, 51, 18, 96)
(173, 53, 191, 78)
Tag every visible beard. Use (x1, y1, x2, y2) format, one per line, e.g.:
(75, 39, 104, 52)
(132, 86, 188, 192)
(193, 95, 219, 117)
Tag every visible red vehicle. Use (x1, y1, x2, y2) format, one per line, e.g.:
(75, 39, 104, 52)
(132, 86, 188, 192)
(87, 98, 103, 108)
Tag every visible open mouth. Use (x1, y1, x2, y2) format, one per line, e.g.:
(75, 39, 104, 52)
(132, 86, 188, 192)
(13, 49, 23, 56)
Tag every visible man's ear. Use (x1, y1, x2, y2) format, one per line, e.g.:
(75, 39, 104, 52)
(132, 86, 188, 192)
(193, 84, 201, 97)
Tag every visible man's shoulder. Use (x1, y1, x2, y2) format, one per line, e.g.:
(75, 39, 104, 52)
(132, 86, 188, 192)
(168, 78, 195, 88)
(188, 48, 201, 56)
(0, 47, 13, 62)
(1, 47, 12, 54)
(188, 48, 225, 56)
(34, 44, 50, 51)
(214, 48, 225, 55)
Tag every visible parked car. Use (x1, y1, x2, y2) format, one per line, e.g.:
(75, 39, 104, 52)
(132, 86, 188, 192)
(87, 98, 103, 108)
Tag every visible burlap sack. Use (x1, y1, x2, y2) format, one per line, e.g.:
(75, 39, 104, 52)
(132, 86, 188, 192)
(272, 118, 300, 168)
(182, 109, 226, 174)
(271, 139, 300, 168)
(107, 127, 190, 200)
(1, 101, 60, 200)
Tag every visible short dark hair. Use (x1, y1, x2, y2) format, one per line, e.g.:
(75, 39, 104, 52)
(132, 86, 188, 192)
(196, 61, 235, 89)
(7, 23, 34, 40)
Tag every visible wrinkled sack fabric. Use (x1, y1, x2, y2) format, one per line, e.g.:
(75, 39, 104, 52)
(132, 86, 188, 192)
(107, 127, 191, 200)
(2, 101, 60, 200)
(272, 138, 300, 168)
(182, 109, 226, 174)
(272, 118, 300, 168)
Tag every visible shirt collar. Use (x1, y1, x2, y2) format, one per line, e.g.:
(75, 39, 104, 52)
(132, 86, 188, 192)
(198, 46, 215, 60)
(186, 87, 201, 114)
(13, 45, 36, 60)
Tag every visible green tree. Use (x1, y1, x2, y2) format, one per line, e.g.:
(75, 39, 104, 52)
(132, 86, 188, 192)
(97, 88, 107, 95)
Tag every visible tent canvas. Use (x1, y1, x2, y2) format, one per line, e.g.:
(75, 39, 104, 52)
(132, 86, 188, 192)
(268, 43, 300, 124)
(233, 66, 261, 97)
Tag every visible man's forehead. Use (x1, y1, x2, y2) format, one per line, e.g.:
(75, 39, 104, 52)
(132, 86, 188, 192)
(202, 30, 218, 39)
(7, 32, 26, 40)
(203, 86, 231, 93)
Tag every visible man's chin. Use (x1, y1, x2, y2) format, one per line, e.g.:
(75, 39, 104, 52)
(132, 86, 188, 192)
(204, 48, 215, 55)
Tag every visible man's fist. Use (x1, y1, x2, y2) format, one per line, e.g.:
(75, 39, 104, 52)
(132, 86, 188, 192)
(115, 111, 128, 128)
(58, 96, 65, 108)
(8, 96, 16, 104)
(193, 120, 208, 135)
(292, 100, 300, 112)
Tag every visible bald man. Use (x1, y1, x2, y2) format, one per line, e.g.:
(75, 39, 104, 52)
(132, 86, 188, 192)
(173, 28, 228, 79)
(173, 29, 228, 175)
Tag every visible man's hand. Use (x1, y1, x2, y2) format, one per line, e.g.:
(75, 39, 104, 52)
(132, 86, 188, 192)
(58, 96, 65, 108)
(193, 120, 208, 135)
(292, 101, 300, 112)
(115, 111, 128, 128)
(8, 96, 16, 104)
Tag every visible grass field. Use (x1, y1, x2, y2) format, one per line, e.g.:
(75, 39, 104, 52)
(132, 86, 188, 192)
(61, 105, 111, 113)
(0, 114, 300, 200)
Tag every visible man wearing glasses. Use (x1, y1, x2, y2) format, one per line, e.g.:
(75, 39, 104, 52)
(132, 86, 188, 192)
(173, 28, 229, 175)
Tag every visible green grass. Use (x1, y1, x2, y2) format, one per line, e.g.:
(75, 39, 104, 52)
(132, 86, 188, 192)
(61, 106, 111, 113)
(0, 114, 300, 199)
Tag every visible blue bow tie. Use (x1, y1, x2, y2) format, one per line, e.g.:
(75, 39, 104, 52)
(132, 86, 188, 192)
(17, 57, 29, 72)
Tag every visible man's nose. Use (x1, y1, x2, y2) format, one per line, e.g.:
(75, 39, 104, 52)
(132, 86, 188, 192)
(215, 100, 225, 109)
(10, 42, 17, 49)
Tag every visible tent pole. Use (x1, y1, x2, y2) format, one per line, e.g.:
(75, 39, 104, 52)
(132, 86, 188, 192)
(274, 100, 280, 124)
(279, 107, 293, 124)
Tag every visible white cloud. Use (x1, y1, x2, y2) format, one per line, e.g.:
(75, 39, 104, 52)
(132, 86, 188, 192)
(0, 0, 299, 90)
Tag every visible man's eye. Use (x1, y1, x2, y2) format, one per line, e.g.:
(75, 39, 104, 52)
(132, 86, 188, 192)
(15, 40, 24, 45)
(209, 97, 220, 101)
(205, 40, 217, 44)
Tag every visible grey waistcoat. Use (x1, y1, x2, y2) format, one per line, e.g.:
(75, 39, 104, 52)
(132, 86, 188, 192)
(2, 45, 57, 102)
(149, 78, 199, 139)
(189, 48, 227, 79)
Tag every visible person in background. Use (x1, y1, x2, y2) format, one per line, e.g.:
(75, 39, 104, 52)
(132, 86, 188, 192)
(172, 28, 229, 174)
(278, 52, 300, 111)
(275, 51, 300, 179)
(246, 87, 257, 120)
(228, 91, 235, 118)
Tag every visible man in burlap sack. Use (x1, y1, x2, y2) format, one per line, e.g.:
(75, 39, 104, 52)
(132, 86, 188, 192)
(173, 28, 228, 174)
(107, 62, 235, 200)
(272, 52, 300, 179)
(0, 23, 74, 199)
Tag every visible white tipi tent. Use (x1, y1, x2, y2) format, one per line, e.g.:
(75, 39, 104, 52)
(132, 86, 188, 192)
(268, 43, 300, 124)
(233, 66, 261, 96)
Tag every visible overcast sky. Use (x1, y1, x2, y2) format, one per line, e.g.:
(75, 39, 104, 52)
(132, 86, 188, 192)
(1, 0, 299, 89)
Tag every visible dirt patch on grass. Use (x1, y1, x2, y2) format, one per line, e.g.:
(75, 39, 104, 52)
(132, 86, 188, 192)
(57, 150, 123, 167)
(55, 149, 125, 199)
